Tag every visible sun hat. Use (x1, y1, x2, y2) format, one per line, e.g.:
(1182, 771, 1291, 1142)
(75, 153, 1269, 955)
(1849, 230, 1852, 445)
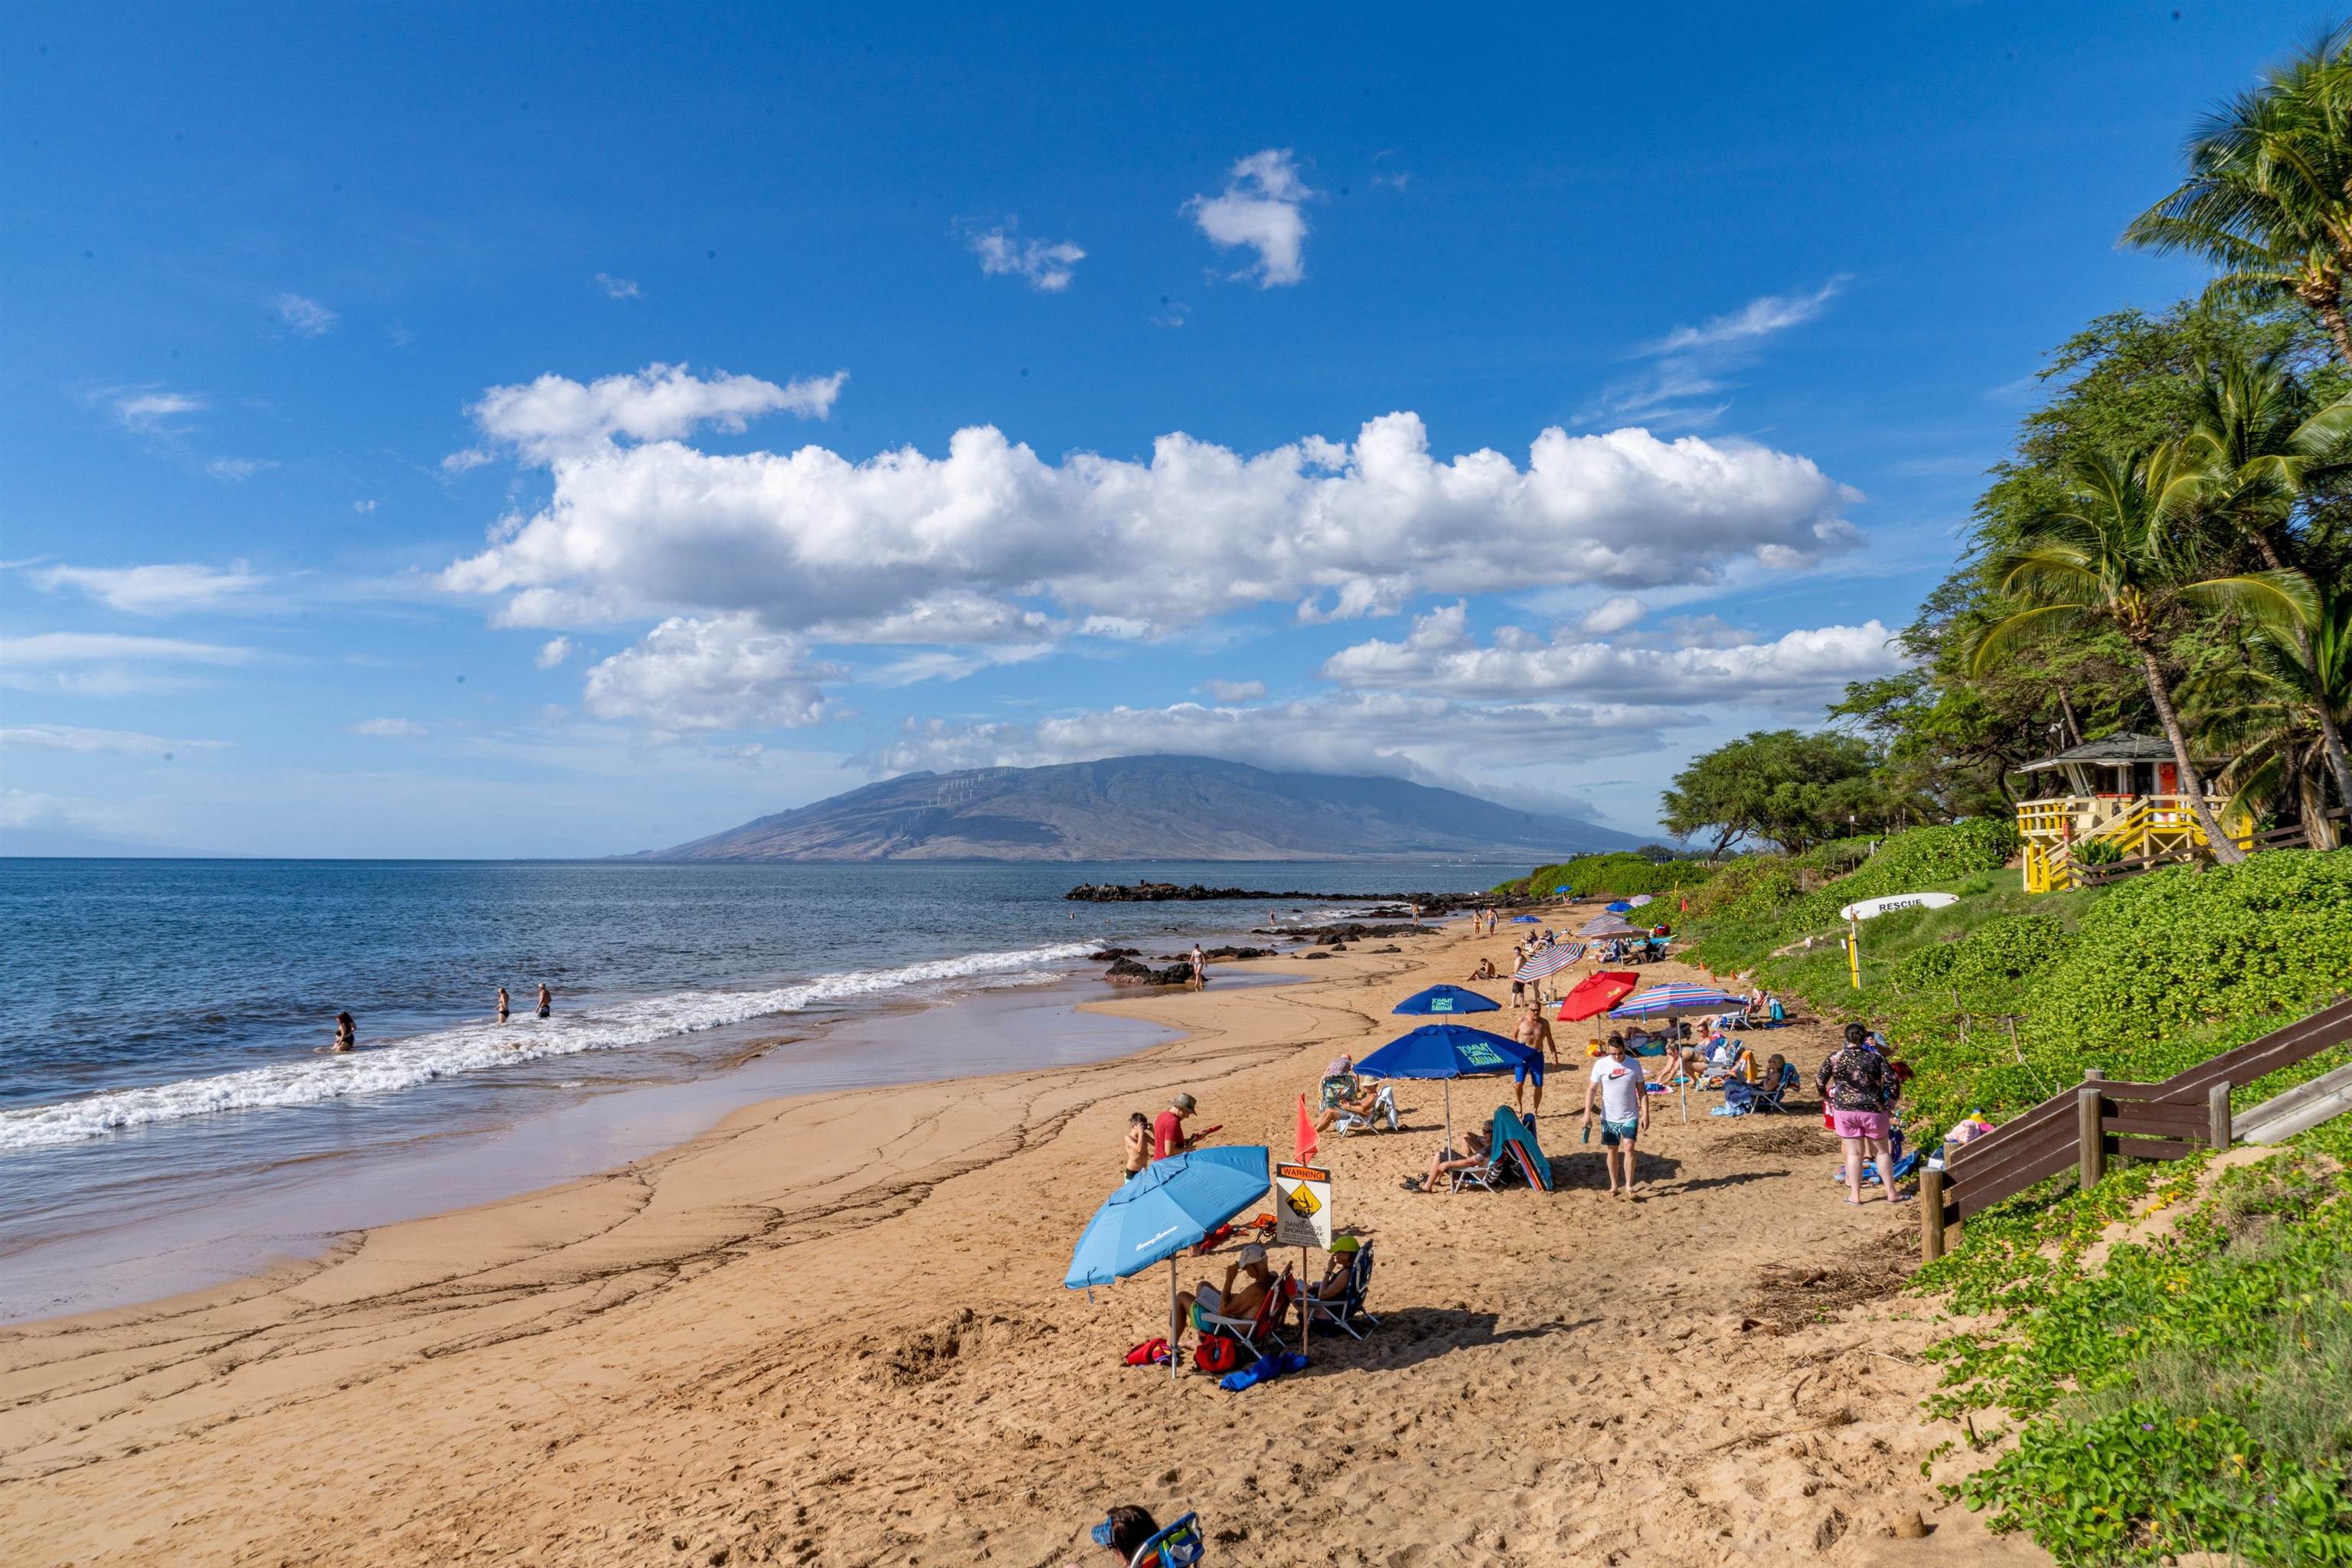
(1330, 1235, 1361, 1254)
(1237, 1242, 1267, 1265)
(1172, 1092, 1197, 1112)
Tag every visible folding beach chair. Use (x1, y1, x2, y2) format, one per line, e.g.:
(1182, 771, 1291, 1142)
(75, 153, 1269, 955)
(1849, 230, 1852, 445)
(1446, 1142, 1505, 1194)
(1130, 1512, 1206, 1568)
(1193, 1269, 1295, 1359)
(1334, 1083, 1400, 1135)
(1302, 1243, 1380, 1340)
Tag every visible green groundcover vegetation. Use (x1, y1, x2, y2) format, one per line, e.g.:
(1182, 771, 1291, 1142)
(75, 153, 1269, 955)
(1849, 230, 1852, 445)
(1499, 829, 2352, 1562)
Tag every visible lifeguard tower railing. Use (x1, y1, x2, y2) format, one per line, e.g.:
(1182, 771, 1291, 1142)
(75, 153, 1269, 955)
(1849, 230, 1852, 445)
(2014, 792, 2248, 893)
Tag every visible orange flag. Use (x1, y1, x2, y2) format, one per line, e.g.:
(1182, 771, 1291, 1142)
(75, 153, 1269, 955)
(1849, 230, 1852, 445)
(1295, 1093, 1318, 1163)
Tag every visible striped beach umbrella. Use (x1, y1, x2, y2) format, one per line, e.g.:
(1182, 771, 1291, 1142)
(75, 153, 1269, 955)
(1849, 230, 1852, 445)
(1512, 942, 1588, 981)
(1609, 982, 1740, 1018)
(1576, 913, 1645, 938)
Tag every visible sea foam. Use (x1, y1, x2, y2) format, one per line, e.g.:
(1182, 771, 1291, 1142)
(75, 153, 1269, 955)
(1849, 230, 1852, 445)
(0, 942, 1099, 1152)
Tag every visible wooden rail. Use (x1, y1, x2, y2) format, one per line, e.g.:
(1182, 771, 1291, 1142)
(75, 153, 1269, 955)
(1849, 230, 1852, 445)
(1919, 995, 2352, 1261)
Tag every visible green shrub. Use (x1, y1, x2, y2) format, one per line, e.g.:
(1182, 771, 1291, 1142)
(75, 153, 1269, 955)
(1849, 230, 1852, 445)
(1521, 852, 1717, 900)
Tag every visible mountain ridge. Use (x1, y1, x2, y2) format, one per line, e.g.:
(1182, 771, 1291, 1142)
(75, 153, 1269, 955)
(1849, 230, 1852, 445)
(638, 755, 1642, 862)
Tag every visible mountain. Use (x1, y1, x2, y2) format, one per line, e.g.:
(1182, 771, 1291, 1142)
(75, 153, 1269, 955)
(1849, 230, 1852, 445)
(639, 755, 1643, 863)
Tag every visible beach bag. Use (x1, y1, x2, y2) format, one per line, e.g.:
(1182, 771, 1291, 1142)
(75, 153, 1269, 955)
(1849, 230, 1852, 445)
(1193, 1337, 1243, 1374)
(1124, 1337, 1171, 1367)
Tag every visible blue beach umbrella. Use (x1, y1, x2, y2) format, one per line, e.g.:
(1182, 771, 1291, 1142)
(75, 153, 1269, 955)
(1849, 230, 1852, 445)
(1606, 900, 1635, 914)
(1509, 914, 1541, 924)
(1357, 1024, 1539, 1151)
(1067, 1144, 1272, 1380)
(1392, 983, 1501, 1016)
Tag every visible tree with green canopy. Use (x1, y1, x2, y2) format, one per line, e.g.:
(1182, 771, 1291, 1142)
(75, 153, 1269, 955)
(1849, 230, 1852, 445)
(1658, 729, 1881, 859)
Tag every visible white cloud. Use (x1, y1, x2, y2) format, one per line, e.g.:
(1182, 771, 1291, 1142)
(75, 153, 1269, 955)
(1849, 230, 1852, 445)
(1580, 594, 1648, 635)
(270, 292, 338, 337)
(1200, 678, 1267, 703)
(0, 788, 134, 832)
(1, 725, 226, 756)
(1586, 276, 1848, 426)
(457, 362, 845, 466)
(1648, 277, 1847, 354)
(353, 498, 379, 514)
(441, 405, 1861, 639)
(1186, 149, 1315, 287)
(350, 717, 426, 738)
(205, 457, 278, 482)
(872, 690, 1687, 789)
(581, 613, 838, 737)
(1320, 606, 1903, 706)
(25, 560, 266, 614)
(534, 635, 575, 669)
(593, 272, 642, 299)
(110, 389, 206, 433)
(965, 222, 1086, 292)
(0, 632, 254, 665)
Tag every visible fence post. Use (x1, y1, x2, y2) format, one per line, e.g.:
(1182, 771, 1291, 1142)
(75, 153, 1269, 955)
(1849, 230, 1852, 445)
(1920, 1163, 1947, 1263)
(2077, 1071, 2106, 1193)
(2207, 1080, 2233, 1152)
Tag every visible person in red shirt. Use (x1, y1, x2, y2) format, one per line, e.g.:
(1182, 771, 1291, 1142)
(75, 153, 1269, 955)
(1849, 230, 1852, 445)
(1153, 1093, 1200, 1159)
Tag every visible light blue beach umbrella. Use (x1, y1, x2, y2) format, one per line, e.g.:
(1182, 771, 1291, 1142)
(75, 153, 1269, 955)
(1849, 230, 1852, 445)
(1357, 1024, 1540, 1152)
(1067, 1144, 1272, 1380)
(1609, 982, 1740, 1021)
(1392, 983, 1501, 1016)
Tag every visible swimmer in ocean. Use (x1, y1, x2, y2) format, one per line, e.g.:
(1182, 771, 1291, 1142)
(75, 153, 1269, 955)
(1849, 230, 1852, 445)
(496, 985, 510, 1023)
(332, 1011, 356, 1053)
(536, 982, 552, 1018)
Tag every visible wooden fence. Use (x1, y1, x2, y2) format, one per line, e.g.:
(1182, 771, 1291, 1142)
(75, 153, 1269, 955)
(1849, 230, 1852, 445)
(2069, 807, 2347, 890)
(1919, 995, 2352, 1262)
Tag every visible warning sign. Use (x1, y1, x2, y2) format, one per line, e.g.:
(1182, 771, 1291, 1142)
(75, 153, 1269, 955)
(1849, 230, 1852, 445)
(1272, 1161, 1332, 1250)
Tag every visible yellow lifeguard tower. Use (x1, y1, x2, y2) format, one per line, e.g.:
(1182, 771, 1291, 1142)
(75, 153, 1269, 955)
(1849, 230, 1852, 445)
(2012, 732, 2246, 893)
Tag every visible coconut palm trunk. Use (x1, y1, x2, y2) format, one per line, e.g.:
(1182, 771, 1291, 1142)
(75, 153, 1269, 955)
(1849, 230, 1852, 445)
(2134, 644, 2245, 862)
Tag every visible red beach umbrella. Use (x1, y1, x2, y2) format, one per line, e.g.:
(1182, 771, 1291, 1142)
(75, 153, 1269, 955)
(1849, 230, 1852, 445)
(1556, 969, 1641, 1023)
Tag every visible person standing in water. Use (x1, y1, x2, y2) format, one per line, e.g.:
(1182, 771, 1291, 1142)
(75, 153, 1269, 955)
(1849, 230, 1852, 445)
(535, 982, 552, 1019)
(332, 1011, 357, 1053)
(495, 985, 510, 1023)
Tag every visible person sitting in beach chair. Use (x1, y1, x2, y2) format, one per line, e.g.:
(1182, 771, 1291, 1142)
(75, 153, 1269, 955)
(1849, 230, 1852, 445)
(1174, 1243, 1288, 1359)
(1401, 1127, 1493, 1193)
(1315, 1073, 1399, 1135)
(1298, 1236, 1379, 1339)
(1717, 1054, 1798, 1116)
(1080, 1505, 1206, 1568)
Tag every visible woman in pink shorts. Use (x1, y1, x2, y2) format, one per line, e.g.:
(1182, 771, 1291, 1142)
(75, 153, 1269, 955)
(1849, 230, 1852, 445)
(1818, 1024, 1905, 1206)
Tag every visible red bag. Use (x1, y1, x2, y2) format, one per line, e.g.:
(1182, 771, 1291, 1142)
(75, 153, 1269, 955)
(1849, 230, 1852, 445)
(1123, 1337, 1171, 1367)
(1193, 1338, 1243, 1374)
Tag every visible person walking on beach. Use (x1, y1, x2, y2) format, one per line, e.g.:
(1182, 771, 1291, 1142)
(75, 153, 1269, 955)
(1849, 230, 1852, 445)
(1514, 1001, 1554, 1120)
(1122, 1112, 1152, 1181)
(1583, 1034, 1651, 1200)
(535, 982, 552, 1019)
(1153, 1093, 1201, 1159)
(1820, 1024, 1905, 1206)
(1189, 943, 1207, 990)
(332, 1011, 357, 1053)
(495, 985, 509, 1024)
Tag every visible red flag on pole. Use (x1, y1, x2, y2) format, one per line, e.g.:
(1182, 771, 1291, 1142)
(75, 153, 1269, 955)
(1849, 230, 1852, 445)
(1295, 1093, 1318, 1163)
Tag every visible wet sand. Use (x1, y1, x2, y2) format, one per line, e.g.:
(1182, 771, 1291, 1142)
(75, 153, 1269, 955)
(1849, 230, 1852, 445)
(0, 912, 2045, 1567)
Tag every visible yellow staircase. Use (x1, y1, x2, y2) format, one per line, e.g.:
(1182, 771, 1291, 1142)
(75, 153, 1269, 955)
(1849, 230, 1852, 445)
(2016, 794, 2249, 893)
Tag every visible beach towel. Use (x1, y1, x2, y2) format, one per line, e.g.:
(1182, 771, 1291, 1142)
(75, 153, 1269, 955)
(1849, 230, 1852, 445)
(1488, 1105, 1553, 1191)
(1219, 1350, 1308, 1392)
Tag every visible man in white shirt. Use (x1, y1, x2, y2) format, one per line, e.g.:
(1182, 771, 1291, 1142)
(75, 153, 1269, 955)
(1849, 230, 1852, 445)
(1582, 1035, 1651, 1200)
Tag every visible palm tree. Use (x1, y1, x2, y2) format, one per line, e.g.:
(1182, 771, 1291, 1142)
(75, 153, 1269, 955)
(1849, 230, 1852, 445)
(2125, 25, 2352, 365)
(2176, 355, 2352, 799)
(1968, 446, 2318, 864)
(2180, 350, 2352, 571)
(2190, 574, 2352, 838)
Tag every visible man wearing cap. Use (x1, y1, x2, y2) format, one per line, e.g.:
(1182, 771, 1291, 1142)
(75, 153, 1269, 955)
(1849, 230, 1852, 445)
(1152, 1093, 1200, 1161)
(1172, 1241, 1275, 1356)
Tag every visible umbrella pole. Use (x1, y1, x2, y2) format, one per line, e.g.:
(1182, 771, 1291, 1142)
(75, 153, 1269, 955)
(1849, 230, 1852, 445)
(1168, 1256, 1179, 1384)
(1444, 1080, 1454, 1154)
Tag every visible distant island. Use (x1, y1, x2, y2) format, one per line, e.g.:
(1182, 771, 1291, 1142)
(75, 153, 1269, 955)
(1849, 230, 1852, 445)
(635, 754, 1643, 863)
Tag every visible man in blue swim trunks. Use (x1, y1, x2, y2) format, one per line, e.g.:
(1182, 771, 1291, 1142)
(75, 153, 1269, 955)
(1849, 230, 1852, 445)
(1582, 1034, 1651, 1200)
(1512, 1001, 1553, 1120)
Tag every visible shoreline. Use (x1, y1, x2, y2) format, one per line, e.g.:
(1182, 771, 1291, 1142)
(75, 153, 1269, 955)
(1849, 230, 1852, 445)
(0, 910, 2037, 1568)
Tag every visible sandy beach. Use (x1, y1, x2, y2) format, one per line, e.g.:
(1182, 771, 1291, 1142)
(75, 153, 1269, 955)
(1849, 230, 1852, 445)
(0, 907, 2046, 1567)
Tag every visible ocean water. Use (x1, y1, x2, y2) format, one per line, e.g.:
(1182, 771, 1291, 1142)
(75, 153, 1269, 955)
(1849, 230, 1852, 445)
(0, 858, 1514, 1308)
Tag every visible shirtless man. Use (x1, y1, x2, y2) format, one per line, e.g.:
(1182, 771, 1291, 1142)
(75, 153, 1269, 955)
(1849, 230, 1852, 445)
(1173, 1243, 1276, 1354)
(535, 982, 553, 1019)
(1513, 1001, 1553, 1118)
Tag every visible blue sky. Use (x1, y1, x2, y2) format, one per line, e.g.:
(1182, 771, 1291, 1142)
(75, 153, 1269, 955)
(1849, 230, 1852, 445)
(0, 3, 2317, 857)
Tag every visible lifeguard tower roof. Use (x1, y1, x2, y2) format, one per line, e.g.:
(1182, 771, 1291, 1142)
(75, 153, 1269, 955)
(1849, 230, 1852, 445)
(2013, 732, 2216, 773)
